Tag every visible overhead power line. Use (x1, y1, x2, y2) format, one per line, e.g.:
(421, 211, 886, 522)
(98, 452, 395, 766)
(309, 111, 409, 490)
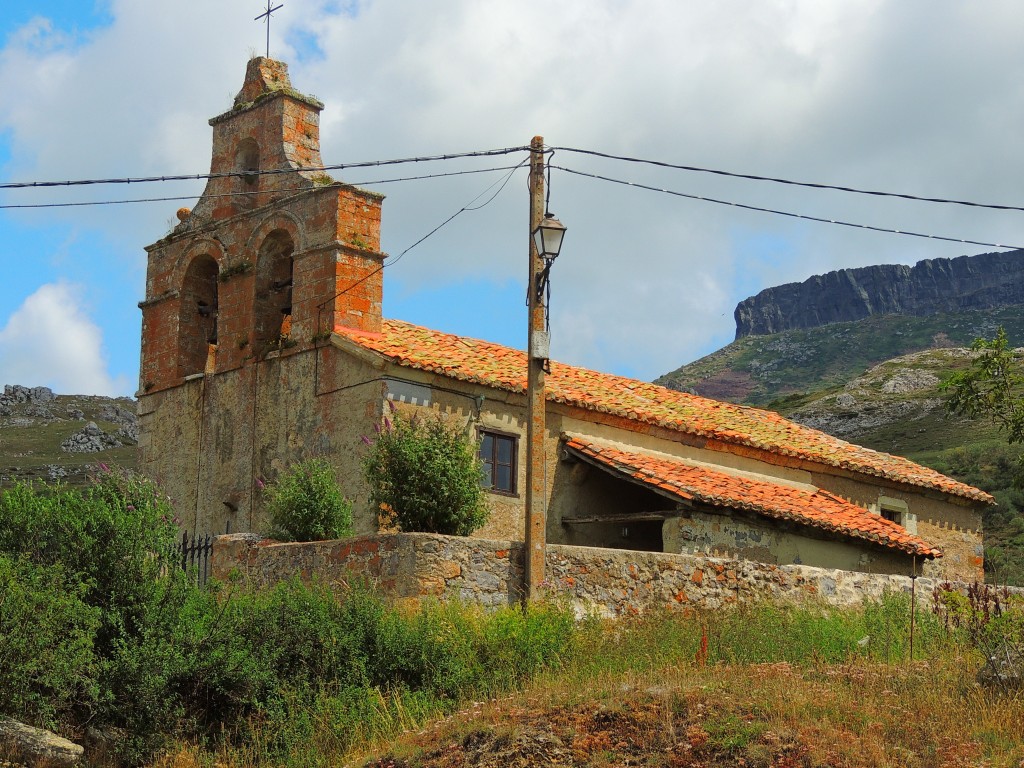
(0, 146, 530, 190)
(3, 143, 1021, 249)
(554, 146, 1024, 213)
(553, 164, 1023, 251)
(6, 144, 1021, 216)
(316, 159, 528, 311)
(0, 164, 525, 210)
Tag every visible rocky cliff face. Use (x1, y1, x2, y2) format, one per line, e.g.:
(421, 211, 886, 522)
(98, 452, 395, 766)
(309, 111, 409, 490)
(735, 249, 1024, 338)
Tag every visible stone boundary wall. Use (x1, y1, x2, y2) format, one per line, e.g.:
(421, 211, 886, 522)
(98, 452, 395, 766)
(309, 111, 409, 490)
(212, 532, 1023, 617)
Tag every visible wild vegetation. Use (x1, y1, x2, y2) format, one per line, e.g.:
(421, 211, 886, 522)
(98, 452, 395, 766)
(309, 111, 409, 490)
(0, 470, 572, 764)
(166, 589, 1023, 767)
(2, 470, 1022, 766)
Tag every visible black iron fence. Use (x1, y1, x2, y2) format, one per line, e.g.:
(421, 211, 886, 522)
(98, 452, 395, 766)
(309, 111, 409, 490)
(175, 531, 213, 586)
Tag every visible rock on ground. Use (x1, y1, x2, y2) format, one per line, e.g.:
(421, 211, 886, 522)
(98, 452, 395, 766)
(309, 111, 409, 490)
(60, 422, 122, 453)
(0, 718, 82, 767)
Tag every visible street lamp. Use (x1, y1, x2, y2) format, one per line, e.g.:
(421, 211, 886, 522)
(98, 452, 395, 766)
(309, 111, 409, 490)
(533, 213, 567, 260)
(532, 213, 567, 303)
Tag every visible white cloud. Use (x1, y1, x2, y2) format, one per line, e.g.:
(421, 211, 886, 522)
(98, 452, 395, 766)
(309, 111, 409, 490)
(3, 1, 1024, 384)
(0, 283, 131, 396)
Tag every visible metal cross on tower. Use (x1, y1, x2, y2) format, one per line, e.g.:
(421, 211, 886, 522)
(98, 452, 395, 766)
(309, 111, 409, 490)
(255, 1, 284, 59)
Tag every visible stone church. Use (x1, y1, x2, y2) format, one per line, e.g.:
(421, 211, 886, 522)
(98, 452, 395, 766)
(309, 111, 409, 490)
(138, 58, 990, 582)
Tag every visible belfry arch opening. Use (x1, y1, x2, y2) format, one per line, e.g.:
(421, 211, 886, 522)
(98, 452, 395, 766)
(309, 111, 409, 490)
(254, 230, 295, 354)
(177, 254, 220, 378)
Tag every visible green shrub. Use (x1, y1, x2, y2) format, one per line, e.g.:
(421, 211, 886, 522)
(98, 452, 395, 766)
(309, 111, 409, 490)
(264, 458, 353, 541)
(363, 410, 488, 535)
(0, 472, 194, 761)
(0, 470, 181, 658)
(0, 554, 100, 727)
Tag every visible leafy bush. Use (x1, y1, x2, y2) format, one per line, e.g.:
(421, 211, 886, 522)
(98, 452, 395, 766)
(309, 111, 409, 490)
(0, 554, 100, 727)
(933, 581, 1024, 648)
(363, 410, 488, 535)
(264, 458, 353, 541)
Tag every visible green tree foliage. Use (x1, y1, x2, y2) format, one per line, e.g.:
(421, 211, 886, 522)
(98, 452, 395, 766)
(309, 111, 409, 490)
(941, 329, 1024, 585)
(264, 458, 353, 541)
(363, 410, 489, 535)
(0, 469, 195, 760)
(943, 328, 1024, 463)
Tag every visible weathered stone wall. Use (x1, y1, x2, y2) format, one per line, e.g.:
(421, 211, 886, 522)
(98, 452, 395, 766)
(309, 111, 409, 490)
(212, 532, 1019, 618)
(138, 345, 385, 536)
(662, 510, 910, 575)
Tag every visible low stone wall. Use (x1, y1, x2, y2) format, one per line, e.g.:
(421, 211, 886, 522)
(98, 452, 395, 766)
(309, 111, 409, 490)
(211, 532, 524, 608)
(212, 532, 1021, 617)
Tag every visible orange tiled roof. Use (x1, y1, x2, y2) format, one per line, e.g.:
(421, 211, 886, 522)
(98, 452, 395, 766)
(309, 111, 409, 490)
(334, 319, 991, 504)
(563, 435, 942, 558)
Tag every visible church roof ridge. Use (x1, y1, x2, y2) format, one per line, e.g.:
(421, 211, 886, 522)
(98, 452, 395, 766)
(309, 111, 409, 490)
(334, 318, 993, 505)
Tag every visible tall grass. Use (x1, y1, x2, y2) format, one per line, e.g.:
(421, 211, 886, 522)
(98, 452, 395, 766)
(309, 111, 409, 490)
(138, 580, 580, 766)
(564, 591, 948, 686)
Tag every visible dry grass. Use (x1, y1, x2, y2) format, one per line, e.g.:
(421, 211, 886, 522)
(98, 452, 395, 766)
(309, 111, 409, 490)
(350, 651, 1023, 768)
(151, 602, 1024, 768)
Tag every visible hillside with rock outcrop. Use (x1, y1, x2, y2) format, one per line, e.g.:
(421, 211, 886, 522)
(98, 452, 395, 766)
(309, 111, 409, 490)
(0, 384, 138, 488)
(658, 307, 1024, 407)
(735, 248, 1024, 338)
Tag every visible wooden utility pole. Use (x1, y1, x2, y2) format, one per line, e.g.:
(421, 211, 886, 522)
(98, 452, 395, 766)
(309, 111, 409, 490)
(524, 136, 547, 601)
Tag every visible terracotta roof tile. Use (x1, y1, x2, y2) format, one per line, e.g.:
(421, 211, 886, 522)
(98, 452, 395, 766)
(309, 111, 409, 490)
(334, 319, 991, 504)
(562, 435, 942, 558)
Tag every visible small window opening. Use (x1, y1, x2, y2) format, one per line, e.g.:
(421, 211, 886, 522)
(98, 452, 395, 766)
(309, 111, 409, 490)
(479, 429, 517, 495)
(235, 138, 260, 186)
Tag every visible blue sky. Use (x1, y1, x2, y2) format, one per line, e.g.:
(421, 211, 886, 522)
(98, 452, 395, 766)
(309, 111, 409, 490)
(3, 1, 1024, 396)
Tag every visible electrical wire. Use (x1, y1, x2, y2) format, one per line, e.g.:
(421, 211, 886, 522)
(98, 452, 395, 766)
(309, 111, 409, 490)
(0, 164, 525, 210)
(4, 141, 1019, 249)
(553, 146, 1024, 213)
(315, 158, 528, 312)
(552, 164, 1022, 250)
(6, 142, 1023, 217)
(0, 146, 531, 190)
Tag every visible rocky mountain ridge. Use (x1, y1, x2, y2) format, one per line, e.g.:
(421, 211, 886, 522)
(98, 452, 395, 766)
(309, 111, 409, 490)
(735, 248, 1024, 338)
